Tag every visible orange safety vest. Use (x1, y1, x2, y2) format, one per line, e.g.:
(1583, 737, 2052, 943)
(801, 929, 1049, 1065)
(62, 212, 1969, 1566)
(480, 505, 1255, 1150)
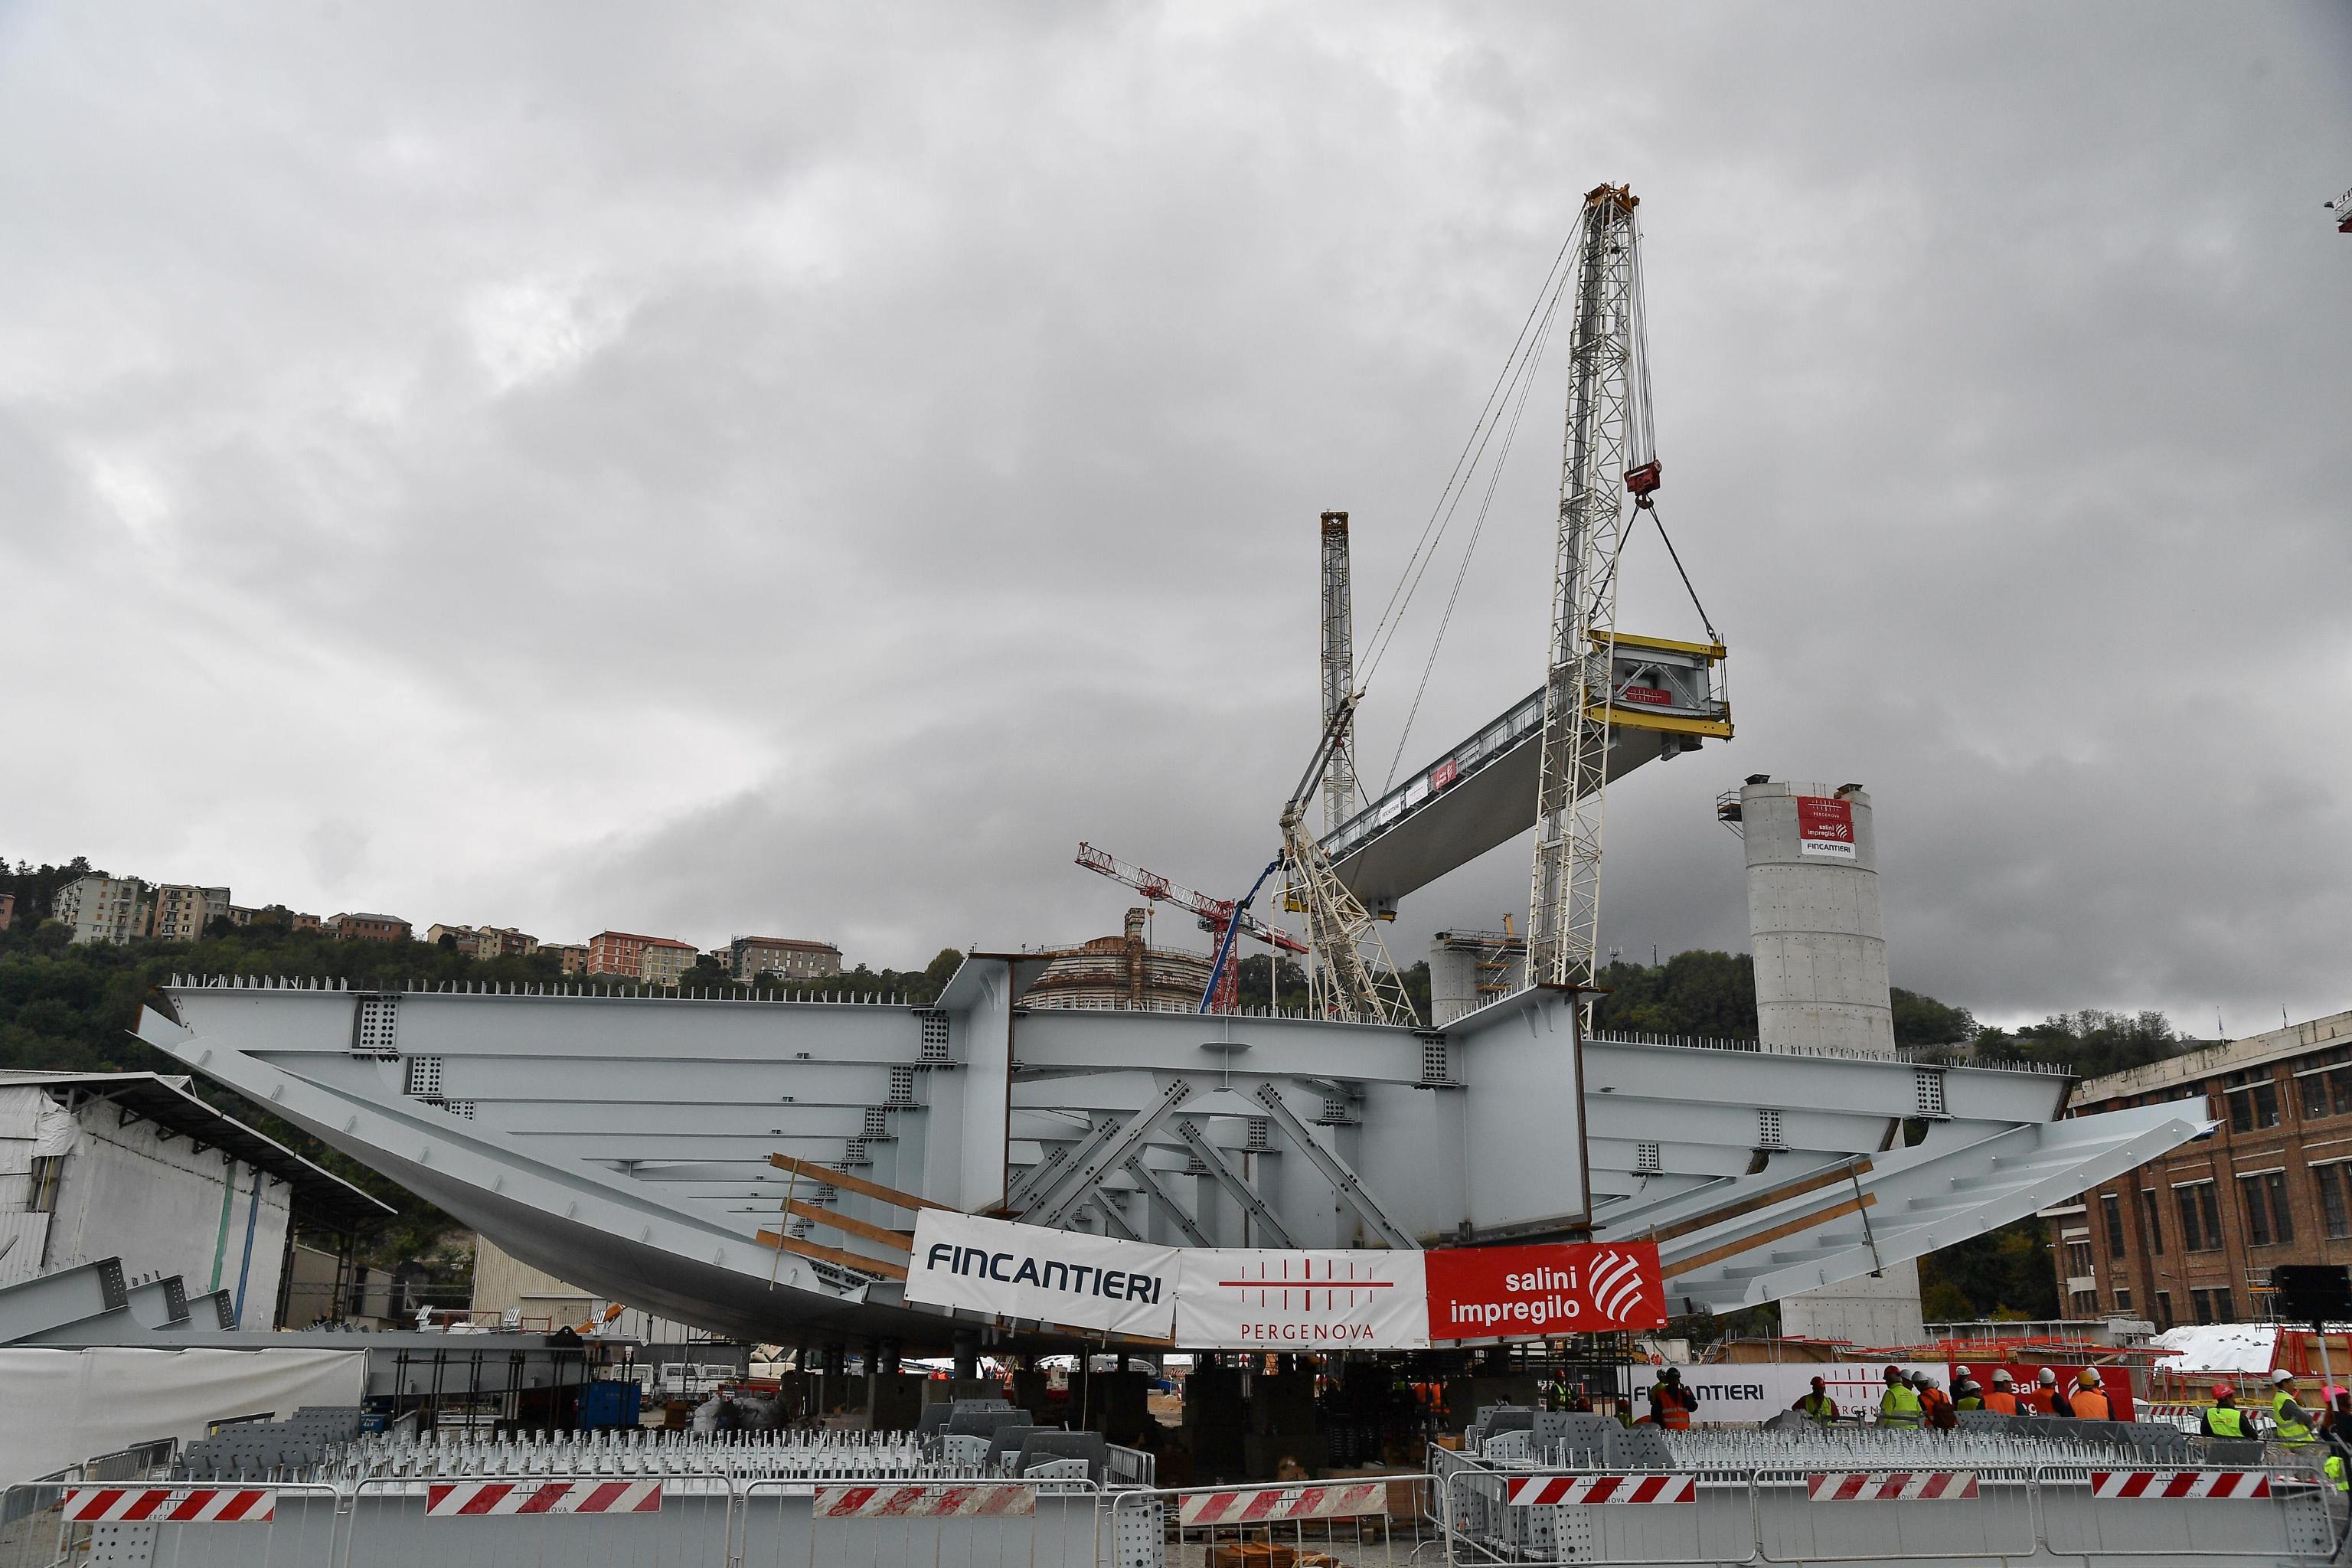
(1652, 1387, 1694, 1429)
(1983, 1390, 2020, 1415)
(2023, 1388, 2056, 1414)
(2073, 1389, 2111, 1420)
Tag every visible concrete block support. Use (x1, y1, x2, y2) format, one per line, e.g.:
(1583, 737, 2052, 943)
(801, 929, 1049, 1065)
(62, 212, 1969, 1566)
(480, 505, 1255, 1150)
(1740, 781, 1895, 1057)
(1739, 778, 1919, 1341)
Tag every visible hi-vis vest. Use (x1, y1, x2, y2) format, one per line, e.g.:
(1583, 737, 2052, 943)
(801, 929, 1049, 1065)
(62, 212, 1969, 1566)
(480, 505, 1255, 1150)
(1799, 1393, 1837, 1424)
(2325, 1455, 2347, 1494)
(1983, 1390, 2020, 1415)
(2204, 1403, 2247, 1439)
(2274, 1390, 2316, 1446)
(1880, 1384, 1923, 1428)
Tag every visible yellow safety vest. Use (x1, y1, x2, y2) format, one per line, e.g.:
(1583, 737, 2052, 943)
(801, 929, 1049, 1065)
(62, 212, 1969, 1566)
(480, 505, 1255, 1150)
(2272, 1391, 2314, 1447)
(1880, 1385, 1923, 1428)
(1799, 1393, 1837, 1424)
(2205, 1404, 2246, 1439)
(2326, 1455, 2347, 1494)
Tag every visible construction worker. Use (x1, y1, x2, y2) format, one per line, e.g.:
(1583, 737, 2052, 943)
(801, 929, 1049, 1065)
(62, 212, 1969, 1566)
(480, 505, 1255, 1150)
(1792, 1375, 1840, 1425)
(2072, 1368, 2111, 1421)
(2271, 1369, 2318, 1449)
(1878, 1365, 1923, 1429)
(2203, 1385, 2250, 1439)
(1919, 1374, 1958, 1431)
(1983, 1370, 2021, 1416)
(1953, 1377, 1984, 1413)
(2031, 1367, 2075, 1417)
(1648, 1367, 1698, 1431)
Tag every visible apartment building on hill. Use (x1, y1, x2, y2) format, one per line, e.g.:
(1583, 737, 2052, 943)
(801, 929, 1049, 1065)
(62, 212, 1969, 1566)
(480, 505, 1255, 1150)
(586, 930, 697, 985)
(727, 936, 844, 982)
(2050, 1008, 2352, 1329)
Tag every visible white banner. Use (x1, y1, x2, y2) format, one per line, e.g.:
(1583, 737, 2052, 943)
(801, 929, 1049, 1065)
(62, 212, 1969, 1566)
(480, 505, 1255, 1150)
(1173, 1249, 1429, 1350)
(906, 1211, 1178, 1338)
(1618, 1361, 1946, 1422)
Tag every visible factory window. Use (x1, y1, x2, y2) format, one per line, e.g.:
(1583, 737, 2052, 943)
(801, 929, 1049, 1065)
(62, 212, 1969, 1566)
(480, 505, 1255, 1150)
(2175, 1181, 2223, 1253)
(2296, 1053, 2352, 1120)
(2318, 1164, 2352, 1241)
(2102, 1194, 2127, 1256)
(2139, 1189, 2165, 1256)
(2191, 1287, 2235, 1325)
(2065, 1240, 2095, 1278)
(2113, 1286, 2133, 1313)
(2224, 1071, 2281, 1133)
(26, 1155, 64, 1213)
(2069, 1290, 2098, 1318)
(2154, 1289, 2175, 1328)
(2239, 1171, 2293, 1247)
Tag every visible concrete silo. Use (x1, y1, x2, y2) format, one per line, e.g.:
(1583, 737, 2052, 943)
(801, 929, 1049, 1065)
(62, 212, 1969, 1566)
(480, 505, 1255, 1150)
(1728, 777, 1925, 1344)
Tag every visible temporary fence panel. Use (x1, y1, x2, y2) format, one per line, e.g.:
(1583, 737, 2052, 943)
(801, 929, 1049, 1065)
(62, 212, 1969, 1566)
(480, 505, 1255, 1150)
(1754, 1466, 2037, 1563)
(740, 1476, 1101, 1568)
(2037, 1465, 2337, 1560)
(348, 1475, 733, 1568)
(10, 1481, 344, 1568)
(1111, 1477, 1439, 1568)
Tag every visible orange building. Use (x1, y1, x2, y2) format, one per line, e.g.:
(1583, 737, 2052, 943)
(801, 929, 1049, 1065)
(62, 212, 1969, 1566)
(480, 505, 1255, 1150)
(586, 930, 697, 985)
(328, 913, 412, 943)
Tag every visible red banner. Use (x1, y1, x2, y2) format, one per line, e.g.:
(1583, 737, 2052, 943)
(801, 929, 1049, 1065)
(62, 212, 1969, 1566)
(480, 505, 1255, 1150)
(1424, 1242, 1667, 1340)
(1795, 795, 1855, 860)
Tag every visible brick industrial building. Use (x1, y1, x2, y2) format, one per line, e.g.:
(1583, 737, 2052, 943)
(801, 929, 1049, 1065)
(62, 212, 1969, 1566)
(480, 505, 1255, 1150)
(2050, 1008, 2352, 1329)
(585, 929, 697, 985)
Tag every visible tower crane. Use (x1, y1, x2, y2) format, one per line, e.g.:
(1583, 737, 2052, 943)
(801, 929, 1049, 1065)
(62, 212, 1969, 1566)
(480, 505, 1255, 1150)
(1527, 182, 1658, 996)
(1073, 843, 1307, 1014)
(1319, 510, 1360, 835)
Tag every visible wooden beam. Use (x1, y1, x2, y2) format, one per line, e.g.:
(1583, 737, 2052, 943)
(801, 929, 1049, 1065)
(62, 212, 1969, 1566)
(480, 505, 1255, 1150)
(1660, 1193, 1877, 1282)
(1645, 1158, 1874, 1246)
(753, 1228, 910, 1281)
(768, 1154, 955, 1216)
(784, 1199, 914, 1253)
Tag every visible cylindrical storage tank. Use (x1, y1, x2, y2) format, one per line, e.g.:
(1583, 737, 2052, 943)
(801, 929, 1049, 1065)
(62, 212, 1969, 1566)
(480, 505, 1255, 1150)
(1740, 779, 1895, 1057)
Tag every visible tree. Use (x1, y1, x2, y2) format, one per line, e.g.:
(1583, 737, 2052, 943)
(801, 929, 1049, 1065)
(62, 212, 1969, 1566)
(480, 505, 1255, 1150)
(1892, 988, 1975, 1047)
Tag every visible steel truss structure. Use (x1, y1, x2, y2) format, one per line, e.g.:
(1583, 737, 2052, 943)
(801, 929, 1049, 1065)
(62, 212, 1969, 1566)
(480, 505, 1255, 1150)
(135, 965, 2204, 1351)
(1529, 182, 1655, 991)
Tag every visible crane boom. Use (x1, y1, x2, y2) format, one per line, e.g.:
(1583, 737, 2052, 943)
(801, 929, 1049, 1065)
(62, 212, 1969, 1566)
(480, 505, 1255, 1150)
(1527, 182, 1656, 994)
(1073, 844, 1306, 956)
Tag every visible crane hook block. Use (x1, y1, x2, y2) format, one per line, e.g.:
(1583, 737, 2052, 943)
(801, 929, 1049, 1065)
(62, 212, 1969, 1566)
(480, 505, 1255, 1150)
(1624, 460, 1662, 499)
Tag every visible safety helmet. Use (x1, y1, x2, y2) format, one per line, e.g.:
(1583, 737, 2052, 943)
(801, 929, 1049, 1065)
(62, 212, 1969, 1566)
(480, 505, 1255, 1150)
(2078, 1368, 2101, 1387)
(1955, 1364, 1972, 1379)
(2274, 1368, 2298, 1385)
(1992, 1369, 2014, 1386)
(2212, 1383, 2234, 1400)
(1883, 1365, 1903, 1381)
(2037, 1368, 2058, 1387)
(1811, 1375, 1826, 1387)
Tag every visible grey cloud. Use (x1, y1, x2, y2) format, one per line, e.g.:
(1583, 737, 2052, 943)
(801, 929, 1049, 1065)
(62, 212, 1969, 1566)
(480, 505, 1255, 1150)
(2, 2, 2346, 1031)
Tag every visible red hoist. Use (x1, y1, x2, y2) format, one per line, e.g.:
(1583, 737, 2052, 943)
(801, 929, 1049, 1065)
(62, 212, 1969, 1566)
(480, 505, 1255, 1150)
(1073, 843, 1308, 1014)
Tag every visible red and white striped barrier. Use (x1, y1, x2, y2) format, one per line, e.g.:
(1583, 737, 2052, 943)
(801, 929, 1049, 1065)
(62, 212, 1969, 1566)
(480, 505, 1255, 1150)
(62, 1488, 274, 1524)
(2089, 1472, 2273, 1501)
(1504, 1475, 1697, 1507)
(425, 1480, 663, 1517)
(814, 1484, 1037, 1518)
(1808, 1472, 1981, 1502)
(1178, 1481, 1391, 1526)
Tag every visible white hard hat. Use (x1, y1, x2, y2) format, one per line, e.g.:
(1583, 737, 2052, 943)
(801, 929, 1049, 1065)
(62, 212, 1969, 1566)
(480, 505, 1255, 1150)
(2274, 1367, 2298, 1384)
(2037, 1368, 2057, 1387)
(1955, 1364, 1972, 1377)
(1992, 1369, 2014, 1385)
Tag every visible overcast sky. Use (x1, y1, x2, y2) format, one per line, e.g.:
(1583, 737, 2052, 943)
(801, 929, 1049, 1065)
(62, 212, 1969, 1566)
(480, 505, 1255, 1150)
(4, 3, 2346, 1033)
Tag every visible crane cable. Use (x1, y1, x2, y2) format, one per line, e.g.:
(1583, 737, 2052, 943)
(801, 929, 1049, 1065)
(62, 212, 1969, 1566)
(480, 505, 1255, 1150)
(1356, 228, 1578, 694)
(1645, 499, 1721, 648)
(1382, 260, 1572, 791)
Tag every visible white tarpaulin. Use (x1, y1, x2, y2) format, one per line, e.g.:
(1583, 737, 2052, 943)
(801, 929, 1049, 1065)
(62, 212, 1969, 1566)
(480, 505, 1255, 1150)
(0, 1347, 366, 1485)
(906, 1211, 1178, 1338)
(1174, 1249, 1429, 1350)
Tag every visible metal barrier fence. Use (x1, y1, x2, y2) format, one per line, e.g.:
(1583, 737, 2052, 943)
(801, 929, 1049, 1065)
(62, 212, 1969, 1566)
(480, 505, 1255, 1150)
(3, 1458, 2341, 1566)
(1428, 1445, 2344, 1566)
(1106, 1475, 1440, 1568)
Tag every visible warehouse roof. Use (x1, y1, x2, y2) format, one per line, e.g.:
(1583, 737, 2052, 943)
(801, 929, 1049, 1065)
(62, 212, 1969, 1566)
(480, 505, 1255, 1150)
(0, 1070, 395, 1233)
